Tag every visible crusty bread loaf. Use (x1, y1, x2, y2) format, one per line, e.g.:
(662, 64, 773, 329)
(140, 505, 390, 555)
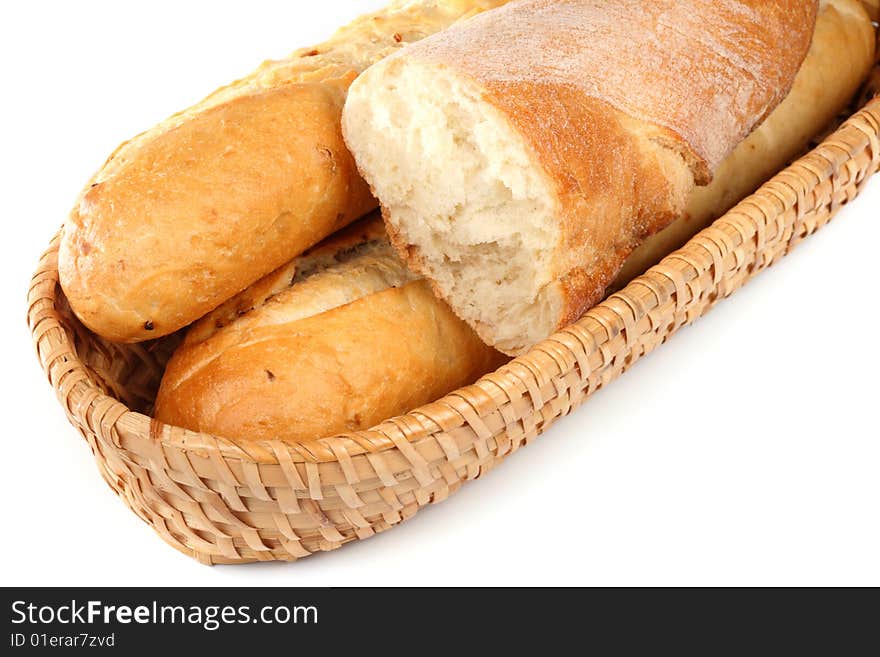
(153, 215, 505, 442)
(59, 0, 509, 343)
(614, 0, 876, 287)
(343, 0, 820, 355)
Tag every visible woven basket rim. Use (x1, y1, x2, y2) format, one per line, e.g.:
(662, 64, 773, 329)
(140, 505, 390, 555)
(28, 95, 880, 467)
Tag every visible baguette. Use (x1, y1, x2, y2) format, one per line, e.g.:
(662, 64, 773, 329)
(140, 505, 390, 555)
(59, 0, 509, 343)
(153, 215, 505, 442)
(614, 0, 876, 287)
(343, 0, 821, 355)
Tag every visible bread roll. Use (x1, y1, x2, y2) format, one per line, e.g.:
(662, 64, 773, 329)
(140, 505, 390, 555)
(59, 0, 509, 343)
(614, 0, 876, 287)
(153, 215, 505, 442)
(343, 0, 820, 355)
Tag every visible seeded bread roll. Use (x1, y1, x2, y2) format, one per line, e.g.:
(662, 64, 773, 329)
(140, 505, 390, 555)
(343, 0, 820, 355)
(59, 0, 509, 343)
(153, 215, 505, 442)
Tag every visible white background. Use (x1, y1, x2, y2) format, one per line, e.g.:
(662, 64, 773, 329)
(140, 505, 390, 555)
(2, 1, 878, 586)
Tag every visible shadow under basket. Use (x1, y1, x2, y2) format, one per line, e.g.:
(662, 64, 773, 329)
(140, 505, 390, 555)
(28, 90, 880, 564)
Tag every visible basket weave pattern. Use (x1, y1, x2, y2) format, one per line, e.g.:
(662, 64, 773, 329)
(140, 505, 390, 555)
(28, 94, 880, 564)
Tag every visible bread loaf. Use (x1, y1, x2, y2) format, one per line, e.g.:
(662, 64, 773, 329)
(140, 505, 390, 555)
(614, 0, 876, 287)
(343, 0, 820, 355)
(153, 215, 505, 442)
(59, 0, 509, 343)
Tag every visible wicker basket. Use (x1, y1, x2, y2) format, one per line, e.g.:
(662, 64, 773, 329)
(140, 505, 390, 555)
(28, 83, 880, 564)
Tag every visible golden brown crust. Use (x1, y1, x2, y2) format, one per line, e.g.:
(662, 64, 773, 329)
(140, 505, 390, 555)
(561, 0, 874, 319)
(367, 0, 819, 354)
(405, 0, 818, 181)
(59, 0, 511, 343)
(155, 280, 505, 442)
(154, 219, 506, 442)
(61, 84, 374, 342)
(613, 0, 876, 287)
(183, 214, 390, 346)
(856, 0, 879, 20)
